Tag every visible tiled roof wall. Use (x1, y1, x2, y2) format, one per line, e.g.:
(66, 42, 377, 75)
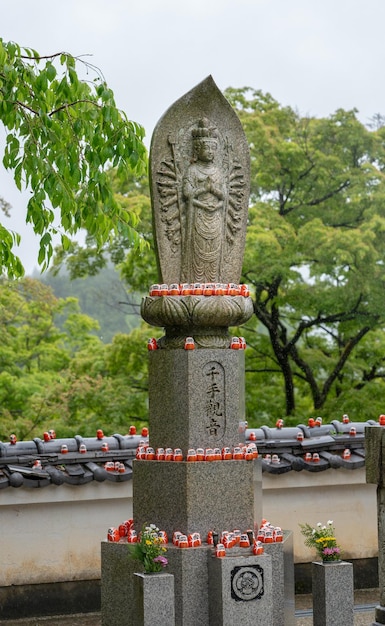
(0, 419, 377, 488)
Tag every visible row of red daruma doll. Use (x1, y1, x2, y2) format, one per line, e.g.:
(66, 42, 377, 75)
(147, 336, 247, 351)
(106, 519, 283, 556)
(135, 443, 259, 462)
(149, 283, 250, 297)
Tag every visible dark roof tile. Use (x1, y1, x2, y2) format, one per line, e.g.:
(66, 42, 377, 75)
(0, 421, 378, 487)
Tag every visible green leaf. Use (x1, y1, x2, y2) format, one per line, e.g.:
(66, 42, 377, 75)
(46, 62, 57, 82)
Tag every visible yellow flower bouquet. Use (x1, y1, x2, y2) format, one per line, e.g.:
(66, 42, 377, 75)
(128, 523, 168, 573)
(299, 520, 342, 562)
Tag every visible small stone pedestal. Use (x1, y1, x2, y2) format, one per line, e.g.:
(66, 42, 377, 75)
(312, 560, 354, 626)
(101, 541, 137, 626)
(133, 572, 175, 626)
(366, 426, 385, 626)
(372, 605, 385, 625)
(264, 532, 295, 626)
(208, 553, 273, 626)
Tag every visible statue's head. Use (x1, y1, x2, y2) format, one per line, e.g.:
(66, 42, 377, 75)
(192, 118, 218, 162)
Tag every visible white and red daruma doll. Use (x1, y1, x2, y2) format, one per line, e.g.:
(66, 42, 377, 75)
(107, 527, 120, 542)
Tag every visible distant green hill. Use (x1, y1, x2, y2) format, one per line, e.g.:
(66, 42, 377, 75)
(35, 266, 142, 343)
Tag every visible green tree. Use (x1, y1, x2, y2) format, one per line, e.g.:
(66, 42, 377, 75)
(50, 170, 155, 290)
(0, 277, 152, 440)
(50, 88, 385, 424)
(0, 38, 147, 277)
(227, 88, 385, 420)
(28, 324, 153, 437)
(0, 277, 101, 438)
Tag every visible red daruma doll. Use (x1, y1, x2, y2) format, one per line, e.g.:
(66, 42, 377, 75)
(173, 448, 183, 462)
(239, 534, 250, 548)
(188, 533, 201, 547)
(156, 448, 165, 461)
(196, 448, 205, 461)
(215, 543, 226, 557)
(107, 527, 120, 542)
(184, 337, 195, 350)
(187, 449, 197, 462)
(253, 540, 264, 555)
(222, 447, 232, 460)
(158, 530, 168, 544)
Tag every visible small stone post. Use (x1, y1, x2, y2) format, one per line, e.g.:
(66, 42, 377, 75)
(312, 560, 354, 626)
(133, 572, 175, 626)
(366, 425, 385, 625)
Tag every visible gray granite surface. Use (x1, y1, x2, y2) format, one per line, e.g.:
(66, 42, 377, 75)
(133, 459, 256, 539)
(148, 349, 246, 451)
(133, 572, 175, 626)
(264, 532, 295, 626)
(165, 544, 210, 625)
(101, 541, 136, 626)
(208, 553, 273, 625)
(312, 560, 354, 626)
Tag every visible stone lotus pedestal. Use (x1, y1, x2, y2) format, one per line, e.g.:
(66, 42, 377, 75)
(133, 572, 175, 626)
(312, 560, 354, 626)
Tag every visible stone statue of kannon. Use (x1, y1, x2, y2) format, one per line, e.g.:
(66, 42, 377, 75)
(141, 76, 253, 348)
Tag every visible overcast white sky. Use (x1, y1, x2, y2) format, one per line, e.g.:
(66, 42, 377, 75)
(2, 0, 385, 272)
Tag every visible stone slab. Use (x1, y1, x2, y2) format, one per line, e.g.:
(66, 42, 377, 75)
(165, 544, 211, 626)
(148, 349, 246, 452)
(101, 540, 136, 626)
(312, 560, 354, 626)
(133, 458, 256, 538)
(263, 532, 295, 626)
(133, 572, 175, 626)
(208, 553, 273, 626)
(365, 425, 384, 485)
(373, 604, 385, 625)
(253, 458, 262, 528)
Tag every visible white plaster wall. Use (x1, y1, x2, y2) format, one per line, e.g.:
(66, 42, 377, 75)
(0, 467, 378, 587)
(262, 468, 378, 563)
(0, 482, 132, 587)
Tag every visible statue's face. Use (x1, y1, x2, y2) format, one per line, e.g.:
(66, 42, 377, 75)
(196, 139, 217, 162)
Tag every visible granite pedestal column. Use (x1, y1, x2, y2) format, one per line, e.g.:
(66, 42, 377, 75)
(366, 426, 385, 625)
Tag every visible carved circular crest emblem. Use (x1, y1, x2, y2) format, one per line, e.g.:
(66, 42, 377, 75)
(230, 565, 264, 602)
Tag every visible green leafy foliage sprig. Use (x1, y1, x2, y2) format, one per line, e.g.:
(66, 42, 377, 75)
(0, 38, 148, 277)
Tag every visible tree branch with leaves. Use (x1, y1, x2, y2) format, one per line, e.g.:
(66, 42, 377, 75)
(0, 38, 148, 277)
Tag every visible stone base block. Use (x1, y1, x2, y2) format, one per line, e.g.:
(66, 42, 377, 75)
(133, 572, 175, 626)
(148, 349, 246, 451)
(208, 553, 273, 626)
(101, 540, 136, 626)
(312, 560, 354, 626)
(373, 604, 385, 625)
(166, 544, 211, 625)
(263, 531, 295, 626)
(133, 459, 256, 539)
